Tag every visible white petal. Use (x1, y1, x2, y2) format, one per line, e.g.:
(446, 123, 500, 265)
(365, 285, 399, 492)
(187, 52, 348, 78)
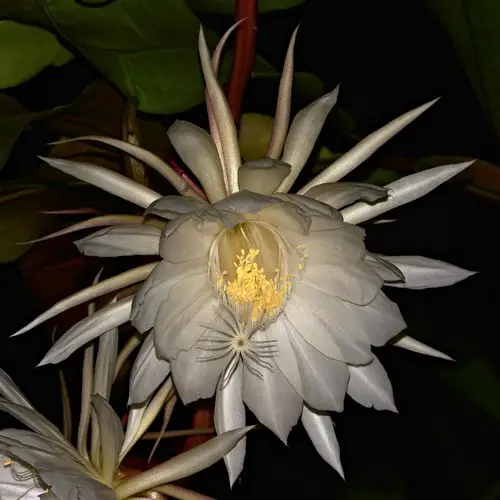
(168, 121, 227, 203)
(113, 426, 254, 498)
(160, 213, 221, 263)
(39, 156, 161, 209)
(277, 87, 340, 193)
(215, 363, 246, 487)
(153, 278, 218, 359)
(94, 326, 118, 401)
(284, 316, 349, 411)
(238, 158, 291, 195)
(38, 297, 132, 366)
(243, 330, 302, 443)
(303, 182, 388, 209)
(301, 405, 344, 478)
(132, 259, 206, 333)
(170, 343, 225, 405)
(393, 335, 453, 360)
(146, 195, 209, 220)
(0, 369, 32, 408)
(302, 261, 383, 306)
(129, 333, 171, 405)
(51, 136, 202, 199)
(298, 99, 439, 193)
(91, 395, 124, 485)
(369, 255, 476, 289)
(212, 190, 277, 214)
(342, 291, 407, 347)
(75, 224, 161, 257)
(13, 263, 155, 337)
(285, 293, 373, 364)
(266, 27, 298, 159)
(347, 356, 397, 411)
(19, 214, 143, 244)
(198, 28, 241, 194)
(341, 161, 474, 224)
(272, 193, 341, 219)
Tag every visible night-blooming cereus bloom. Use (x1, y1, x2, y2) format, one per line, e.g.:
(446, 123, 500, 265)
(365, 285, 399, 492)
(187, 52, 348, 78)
(16, 24, 476, 485)
(0, 310, 250, 499)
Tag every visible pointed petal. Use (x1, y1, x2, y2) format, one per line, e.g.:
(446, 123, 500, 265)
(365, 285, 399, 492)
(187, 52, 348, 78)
(393, 335, 453, 360)
(168, 121, 227, 203)
(368, 255, 476, 289)
(266, 27, 299, 159)
(113, 426, 254, 499)
(0, 401, 85, 467)
(129, 333, 171, 405)
(120, 404, 147, 463)
(145, 195, 209, 220)
(303, 182, 389, 210)
(199, 28, 241, 194)
(91, 395, 124, 485)
(38, 297, 132, 366)
(94, 326, 118, 401)
(207, 20, 244, 190)
(238, 158, 291, 195)
(51, 136, 203, 199)
(77, 344, 94, 461)
(0, 369, 32, 408)
(18, 215, 143, 245)
(13, 263, 155, 337)
(301, 405, 344, 478)
(39, 156, 161, 208)
(277, 87, 340, 193)
(215, 363, 246, 487)
(243, 331, 302, 443)
(347, 356, 397, 411)
(75, 224, 161, 257)
(298, 99, 439, 193)
(341, 161, 474, 224)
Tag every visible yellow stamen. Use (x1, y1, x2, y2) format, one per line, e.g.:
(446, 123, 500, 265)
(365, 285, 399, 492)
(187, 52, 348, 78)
(218, 248, 291, 324)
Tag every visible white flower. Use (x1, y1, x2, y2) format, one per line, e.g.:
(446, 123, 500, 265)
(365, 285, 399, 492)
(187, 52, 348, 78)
(0, 453, 46, 500)
(16, 25, 476, 485)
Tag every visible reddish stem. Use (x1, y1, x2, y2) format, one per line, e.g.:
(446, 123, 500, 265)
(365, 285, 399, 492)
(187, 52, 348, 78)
(227, 0, 257, 125)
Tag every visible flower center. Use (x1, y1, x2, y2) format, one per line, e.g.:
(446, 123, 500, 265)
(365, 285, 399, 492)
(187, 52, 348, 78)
(217, 248, 291, 325)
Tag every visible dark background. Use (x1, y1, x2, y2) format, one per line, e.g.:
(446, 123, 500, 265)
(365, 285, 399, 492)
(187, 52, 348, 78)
(1, 0, 499, 499)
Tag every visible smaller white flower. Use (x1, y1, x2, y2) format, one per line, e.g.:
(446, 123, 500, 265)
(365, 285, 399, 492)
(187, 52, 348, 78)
(0, 454, 46, 500)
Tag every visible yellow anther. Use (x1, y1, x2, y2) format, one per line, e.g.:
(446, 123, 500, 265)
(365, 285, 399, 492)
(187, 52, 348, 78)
(219, 248, 291, 324)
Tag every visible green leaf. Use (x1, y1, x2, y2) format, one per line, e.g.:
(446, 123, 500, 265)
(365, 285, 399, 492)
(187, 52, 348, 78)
(0, 21, 73, 89)
(186, 0, 305, 14)
(423, 1, 500, 137)
(0, 194, 52, 262)
(0, 94, 65, 171)
(441, 358, 500, 420)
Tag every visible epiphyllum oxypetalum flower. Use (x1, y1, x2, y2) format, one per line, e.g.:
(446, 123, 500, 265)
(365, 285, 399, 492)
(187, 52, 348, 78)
(15, 25, 476, 485)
